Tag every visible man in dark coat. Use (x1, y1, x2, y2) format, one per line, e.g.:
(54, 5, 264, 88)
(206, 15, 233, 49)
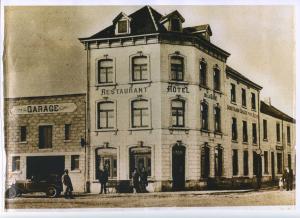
(99, 166, 109, 194)
(132, 168, 140, 193)
(283, 167, 290, 191)
(61, 169, 74, 199)
(140, 167, 148, 193)
(289, 169, 294, 191)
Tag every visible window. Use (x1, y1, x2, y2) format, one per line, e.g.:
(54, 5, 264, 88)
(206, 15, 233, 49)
(131, 99, 149, 128)
(172, 99, 185, 127)
(232, 149, 238, 176)
(288, 154, 291, 169)
(129, 146, 151, 177)
(97, 101, 114, 129)
(213, 67, 220, 91)
(251, 93, 256, 110)
(214, 145, 223, 177)
(287, 126, 291, 144)
(39, 125, 52, 149)
(241, 88, 246, 107)
(276, 123, 281, 142)
(214, 106, 221, 133)
(170, 18, 181, 31)
(64, 124, 71, 140)
(117, 20, 128, 33)
(12, 156, 20, 172)
(277, 153, 283, 174)
(253, 151, 258, 176)
(132, 56, 148, 81)
(232, 117, 237, 141)
(170, 56, 184, 81)
(201, 144, 210, 178)
(243, 150, 249, 176)
(71, 155, 80, 171)
(199, 60, 207, 86)
(201, 102, 208, 130)
(231, 83, 236, 103)
(263, 119, 268, 140)
(264, 151, 269, 174)
(242, 121, 248, 143)
(95, 148, 117, 179)
(98, 59, 113, 84)
(20, 126, 27, 142)
(252, 123, 257, 144)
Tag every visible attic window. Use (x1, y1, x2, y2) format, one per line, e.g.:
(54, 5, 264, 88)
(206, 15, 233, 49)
(117, 20, 129, 34)
(170, 18, 181, 32)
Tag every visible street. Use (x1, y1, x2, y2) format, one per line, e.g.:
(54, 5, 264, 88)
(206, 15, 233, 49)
(5, 189, 295, 209)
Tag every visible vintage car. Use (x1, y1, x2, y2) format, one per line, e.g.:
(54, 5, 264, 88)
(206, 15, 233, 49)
(6, 174, 63, 198)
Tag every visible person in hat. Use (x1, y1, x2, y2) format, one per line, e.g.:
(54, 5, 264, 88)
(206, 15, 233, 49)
(61, 169, 74, 199)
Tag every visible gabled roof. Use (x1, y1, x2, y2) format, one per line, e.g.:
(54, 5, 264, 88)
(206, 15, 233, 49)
(183, 24, 212, 36)
(160, 10, 185, 23)
(112, 12, 131, 23)
(226, 66, 262, 90)
(260, 101, 295, 123)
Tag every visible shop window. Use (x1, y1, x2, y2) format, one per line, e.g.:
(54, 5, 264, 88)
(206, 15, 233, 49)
(252, 123, 257, 144)
(264, 151, 269, 174)
(64, 124, 71, 140)
(276, 123, 281, 142)
(71, 155, 79, 171)
(132, 56, 148, 81)
(214, 106, 221, 133)
(232, 117, 237, 141)
(12, 156, 20, 172)
(251, 93, 256, 110)
(199, 60, 207, 87)
(231, 83, 236, 103)
(172, 99, 185, 127)
(263, 119, 268, 140)
(201, 102, 209, 130)
(242, 121, 248, 143)
(241, 88, 246, 107)
(20, 126, 27, 142)
(214, 145, 223, 177)
(38, 125, 52, 149)
(95, 148, 117, 179)
(243, 150, 249, 176)
(277, 153, 283, 174)
(131, 99, 149, 128)
(201, 144, 210, 178)
(287, 126, 291, 144)
(97, 101, 114, 129)
(129, 146, 151, 177)
(98, 59, 113, 84)
(170, 56, 184, 81)
(232, 149, 238, 176)
(213, 67, 221, 91)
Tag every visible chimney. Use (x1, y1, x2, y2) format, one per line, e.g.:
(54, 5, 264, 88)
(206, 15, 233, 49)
(263, 97, 272, 105)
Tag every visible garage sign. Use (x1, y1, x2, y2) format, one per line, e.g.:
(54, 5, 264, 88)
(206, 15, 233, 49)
(10, 103, 77, 114)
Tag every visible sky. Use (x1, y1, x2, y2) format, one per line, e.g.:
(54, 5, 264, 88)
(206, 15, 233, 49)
(3, 5, 295, 117)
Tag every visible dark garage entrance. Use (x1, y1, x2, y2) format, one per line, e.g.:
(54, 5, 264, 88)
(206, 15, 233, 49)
(172, 144, 186, 191)
(27, 156, 65, 180)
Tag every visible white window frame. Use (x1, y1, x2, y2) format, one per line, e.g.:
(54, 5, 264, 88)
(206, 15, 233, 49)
(95, 56, 116, 86)
(129, 52, 151, 84)
(95, 99, 117, 132)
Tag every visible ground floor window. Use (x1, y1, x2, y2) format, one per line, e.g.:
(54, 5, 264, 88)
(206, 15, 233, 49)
(243, 150, 249, 176)
(253, 151, 258, 175)
(71, 155, 79, 171)
(95, 148, 117, 179)
(12, 156, 20, 172)
(129, 146, 151, 177)
(201, 144, 210, 178)
(214, 145, 223, 177)
(264, 151, 269, 174)
(232, 149, 238, 176)
(277, 153, 283, 174)
(288, 154, 291, 169)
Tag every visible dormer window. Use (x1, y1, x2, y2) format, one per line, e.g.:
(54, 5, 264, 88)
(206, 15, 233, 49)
(117, 20, 128, 34)
(170, 18, 181, 32)
(160, 10, 185, 33)
(113, 12, 131, 35)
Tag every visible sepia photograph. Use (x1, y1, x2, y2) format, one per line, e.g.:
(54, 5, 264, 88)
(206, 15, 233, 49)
(1, 1, 297, 214)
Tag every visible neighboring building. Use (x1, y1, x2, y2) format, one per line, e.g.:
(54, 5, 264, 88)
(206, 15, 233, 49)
(4, 94, 86, 192)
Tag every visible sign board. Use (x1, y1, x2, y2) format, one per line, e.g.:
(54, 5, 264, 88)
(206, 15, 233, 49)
(10, 103, 77, 115)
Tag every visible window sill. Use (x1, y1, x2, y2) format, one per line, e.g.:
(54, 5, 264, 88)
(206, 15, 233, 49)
(200, 128, 210, 133)
(129, 81, 152, 85)
(242, 142, 249, 145)
(263, 139, 268, 142)
(252, 143, 258, 146)
(231, 140, 238, 143)
(214, 131, 223, 135)
(70, 169, 81, 173)
(230, 101, 237, 105)
(213, 89, 223, 95)
(169, 127, 189, 134)
(19, 141, 28, 144)
(95, 83, 117, 87)
(38, 148, 53, 151)
(12, 171, 22, 174)
(64, 140, 71, 143)
(251, 108, 257, 112)
(129, 127, 153, 132)
(168, 81, 189, 85)
(95, 128, 118, 132)
(199, 84, 209, 90)
(241, 105, 247, 109)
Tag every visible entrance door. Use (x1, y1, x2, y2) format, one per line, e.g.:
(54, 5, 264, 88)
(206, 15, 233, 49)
(27, 156, 65, 180)
(271, 152, 275, 181)
(172, 144, 185, 191)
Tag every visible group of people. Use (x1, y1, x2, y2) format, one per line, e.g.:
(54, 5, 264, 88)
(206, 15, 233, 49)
(279, 167, 294, 191)
(132, 167, 148, 193)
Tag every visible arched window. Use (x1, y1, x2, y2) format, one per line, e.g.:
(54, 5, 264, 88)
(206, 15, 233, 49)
(201, 102, 209, 130)
(171, 99, 185, 127)
(170, 56, 184, 81)
(132, 56, 148, 81)
(98, 59, 113, 84)
(200, 60, 207, 86)
(97, 101, 114, 129)
(131, 99, 149, 128)
(213, 67, 220, 91)
(214, 106, 221, 133)
(215, 145, 223, 177)
(129, 146, 151, 177)
(201, 143, 210, 178)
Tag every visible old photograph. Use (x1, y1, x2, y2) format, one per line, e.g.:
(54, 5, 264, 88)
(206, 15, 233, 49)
(2, 4, 296, 210)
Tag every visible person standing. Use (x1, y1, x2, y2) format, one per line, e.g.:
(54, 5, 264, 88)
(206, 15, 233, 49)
(61, 169, 74, 199)
(283, 167, 290, 191)
(289, 168, 294, 191)
(140, 167, 148, 193)
(99, 166, 109, 194)
(132, 168, 140, 193)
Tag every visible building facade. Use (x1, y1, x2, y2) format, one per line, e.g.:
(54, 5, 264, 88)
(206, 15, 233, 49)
(5, 94, 86, 192)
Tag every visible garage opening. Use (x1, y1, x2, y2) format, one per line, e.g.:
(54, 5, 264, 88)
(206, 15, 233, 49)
(26, 156, 65, 180)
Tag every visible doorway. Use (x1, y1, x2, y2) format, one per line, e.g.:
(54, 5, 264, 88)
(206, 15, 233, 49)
(172, 144, 186, 191)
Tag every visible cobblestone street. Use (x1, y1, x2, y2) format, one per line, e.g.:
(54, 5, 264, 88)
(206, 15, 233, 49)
(5, 189, 295, 209)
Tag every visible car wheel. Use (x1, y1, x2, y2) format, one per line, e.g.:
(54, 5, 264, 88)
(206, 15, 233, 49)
(46, 186, 58, 198)
(6, 187, 17, 199)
